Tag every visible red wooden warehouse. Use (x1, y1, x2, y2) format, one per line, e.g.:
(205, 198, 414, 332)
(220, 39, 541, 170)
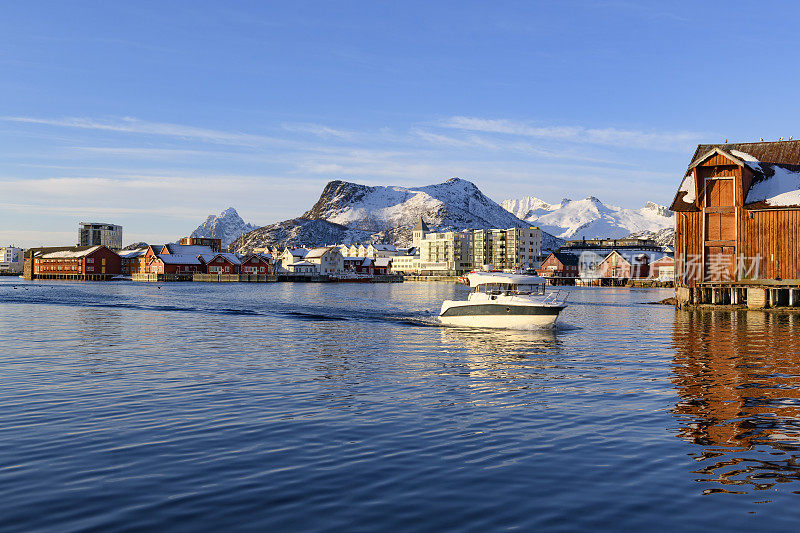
(672, 140, 800, 307)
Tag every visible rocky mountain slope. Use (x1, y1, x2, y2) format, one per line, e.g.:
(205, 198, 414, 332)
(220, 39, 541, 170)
(189, 207, 258, 248)
(501, 196, 674, 240)
(625, 227, 676, 248)
(230, 218, 372, 252)
(230, 178, 564, 253)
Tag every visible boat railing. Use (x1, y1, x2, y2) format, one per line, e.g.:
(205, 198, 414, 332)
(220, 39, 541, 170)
(542, 290, 569, 305)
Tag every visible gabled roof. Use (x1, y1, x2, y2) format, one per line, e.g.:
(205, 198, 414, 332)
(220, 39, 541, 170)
(674, 140, 800, 211)
(164, 243, 215, 255)
(155, 254, 202, 265)
(39, 246, 103, 259)
(207, 253, 242, 265)
(305, 246, 337, 259)
(413, 217, 429, 232)
(549, 252, 579, 266)
(369, 244, 396, 251)
(244, 253, 272, 262)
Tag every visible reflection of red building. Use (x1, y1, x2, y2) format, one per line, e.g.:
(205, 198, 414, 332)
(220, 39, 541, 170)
(671, 311, 800, 492)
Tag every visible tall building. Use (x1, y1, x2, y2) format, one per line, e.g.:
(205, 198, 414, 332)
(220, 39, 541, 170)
(179, 237, 222, 253)
(419, 231, 473, 274)
(78, 222, 123, 250)
(473, 227, 542, 271)
(0, 246, 23, 275)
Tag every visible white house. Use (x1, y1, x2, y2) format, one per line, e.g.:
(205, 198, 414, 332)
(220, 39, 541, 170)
(304, 246, 344, 275)
(276, 247, 309, 273)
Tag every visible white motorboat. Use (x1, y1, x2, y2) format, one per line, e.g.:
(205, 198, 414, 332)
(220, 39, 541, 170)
(438, 272, 567, 329)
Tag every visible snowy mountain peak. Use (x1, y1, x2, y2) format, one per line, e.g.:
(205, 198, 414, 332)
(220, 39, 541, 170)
(302, 178, 526, 240)
(502, 194, 674, 240)
(189, 207, 259, 248)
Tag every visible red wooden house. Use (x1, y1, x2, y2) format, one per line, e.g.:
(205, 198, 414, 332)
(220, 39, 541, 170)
(242, 254, 272, 275)
(147, 254, 203, 275)
(204, 253, 242, 274)
(537, 252, 579, 278)
(596, 250, 650, 279)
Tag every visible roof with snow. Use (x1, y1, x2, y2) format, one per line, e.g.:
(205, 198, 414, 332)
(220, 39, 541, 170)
(118, 248, 148, 259)
(155, 254, 202, 265)
(369, 244, 396, 251)
(164, 243, 215, 255)
(305, 246, 338, 259)
(39, 246, 103, 259)
(373, 257, 392, 267)
(673, 141, 800, 211)
(204, 252, 242, 265)
(288, 260, 314, 267)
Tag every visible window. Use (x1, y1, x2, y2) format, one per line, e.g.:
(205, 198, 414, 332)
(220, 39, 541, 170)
(87, 258, 94, 263)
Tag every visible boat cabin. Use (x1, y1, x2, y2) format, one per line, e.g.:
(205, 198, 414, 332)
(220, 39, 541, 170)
(467, 273, 546, 295)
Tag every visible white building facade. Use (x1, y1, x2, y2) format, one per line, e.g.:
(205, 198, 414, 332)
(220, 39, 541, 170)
(0, 246, 23, 274)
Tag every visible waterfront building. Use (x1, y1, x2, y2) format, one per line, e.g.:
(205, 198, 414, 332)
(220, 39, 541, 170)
(26, 245, 121, 280)
(650, 255, 676, 281)
(147, 254, 203, 275)
(179, 237, 222, 252)
(596, 250, 650, 279)
(473, 227, 543, 271)
(304, 246, 345, 275)
(537, 252, 579, 279)
(203, 253, 242, 274)
(118, 247, 149, 276)
(78, 222, 122, 250)
(276, 248, 309, 273)
(242, 254, 272, 275)
(671, 140, 800, 307)
(390, 252, 420, 274)
(419, 231, 473, 275)
(0, 246, 23, 275)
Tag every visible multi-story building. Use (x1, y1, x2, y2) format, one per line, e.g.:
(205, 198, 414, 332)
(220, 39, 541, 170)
(473, 227, 543, 271)
(419, 231, 473, 274)
(0, 246, 23, 275)
(78, 222, 123, 250)
(25, 245, 122, 280)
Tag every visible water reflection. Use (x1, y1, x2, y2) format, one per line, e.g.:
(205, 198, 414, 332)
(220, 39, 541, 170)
(440, 327, 560, 358)
(672, 309, 800, 495)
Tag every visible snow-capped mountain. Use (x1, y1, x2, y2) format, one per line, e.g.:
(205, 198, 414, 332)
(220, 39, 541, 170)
(189, 207, 258, 248)
(230, 178, 564, 253)
(501, 196, 674, 240)
(304, 178, 526, 237)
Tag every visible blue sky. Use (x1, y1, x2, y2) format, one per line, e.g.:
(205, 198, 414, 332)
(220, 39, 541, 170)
(3, 1, 800, 247)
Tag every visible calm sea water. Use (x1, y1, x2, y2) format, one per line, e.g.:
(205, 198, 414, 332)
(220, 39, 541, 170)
(2, 278, 800, 532)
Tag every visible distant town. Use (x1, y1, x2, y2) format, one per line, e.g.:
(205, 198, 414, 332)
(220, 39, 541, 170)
(3, 218, 675, 285)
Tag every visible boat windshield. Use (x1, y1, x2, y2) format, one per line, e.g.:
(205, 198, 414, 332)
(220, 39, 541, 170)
(473, 282, 545, 295)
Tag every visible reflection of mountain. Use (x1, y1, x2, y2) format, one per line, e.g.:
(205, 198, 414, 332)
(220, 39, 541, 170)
(671, 310, 800, 494)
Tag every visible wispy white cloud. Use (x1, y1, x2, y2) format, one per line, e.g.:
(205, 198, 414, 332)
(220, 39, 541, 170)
(281, 122, 355, 140)
(437, 115, 706, 151)
(0, 115, 291, 147)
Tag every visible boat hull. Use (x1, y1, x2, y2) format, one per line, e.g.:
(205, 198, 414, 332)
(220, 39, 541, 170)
(438, 302, 565, 329)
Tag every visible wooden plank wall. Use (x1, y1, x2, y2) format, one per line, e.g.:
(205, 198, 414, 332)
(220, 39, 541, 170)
(741, 210, 799, 280)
